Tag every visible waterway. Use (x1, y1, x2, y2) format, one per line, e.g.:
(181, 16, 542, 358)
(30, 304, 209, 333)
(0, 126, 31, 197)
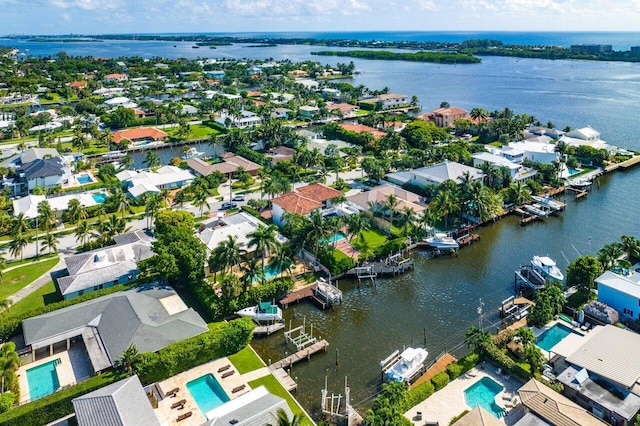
(2, 35, 640, 419)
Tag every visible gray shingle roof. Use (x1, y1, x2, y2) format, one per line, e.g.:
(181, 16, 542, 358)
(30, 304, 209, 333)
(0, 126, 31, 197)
(22, 284, 208, 365)
(73, 375, 160, 426)
(204, 386, 293, 426)
(20, 157, 64, 178)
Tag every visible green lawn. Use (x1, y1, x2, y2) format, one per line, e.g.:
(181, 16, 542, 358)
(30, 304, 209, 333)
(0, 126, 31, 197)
(0, 258, 59, 300)
(2, 253, 57, 268)
(566, 290, 593, 309)
(247, 375, 313, 426)
(352, 228, 388, 250)
(332, 247, 352, 264)
(166, 123, 221, 140)
(228, 345, 265, 374)
(6, 280, 62, 316)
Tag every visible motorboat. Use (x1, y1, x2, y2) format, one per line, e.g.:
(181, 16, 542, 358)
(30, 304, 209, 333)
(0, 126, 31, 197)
(567, 178, 591, 188)
(382, 347, 428, 383)
(101, 150, 126, 160)
(236, 302, 282, 322)
(424, 233, 459, 250)
(181, 147, 205, 159)
(531, 255, 564, 281)
(531, 195, 564, 212)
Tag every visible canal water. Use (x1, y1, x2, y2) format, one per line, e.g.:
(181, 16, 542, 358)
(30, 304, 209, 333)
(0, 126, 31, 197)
(2, 36, 640, 418)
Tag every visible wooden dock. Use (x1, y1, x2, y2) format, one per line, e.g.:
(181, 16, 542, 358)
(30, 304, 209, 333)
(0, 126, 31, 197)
(271, 367, 298, 392)
(456, 233, 480, 247)
(253, 323, 285, 335)
(618, 155, 640, 169)
(269, 339, 329, 370)
(410, 353, 457, 389)
(279, 283, 316, 308)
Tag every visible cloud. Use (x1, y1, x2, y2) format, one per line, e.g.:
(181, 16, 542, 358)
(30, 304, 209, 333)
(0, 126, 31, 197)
(413, 0, 437, 11)
(48, 0, 124, 11)
(218, 0, 370, 17)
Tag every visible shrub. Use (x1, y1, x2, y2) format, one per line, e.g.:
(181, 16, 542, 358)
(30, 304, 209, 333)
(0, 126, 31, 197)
(373, 238, 407, 259)
(449, 410, 470, 425)
(402, 380, 435, 412)
(446, 362, 464, 380)
(0, 392, 15, 414)
(431, 371, 450, 391)
(493, 328, 514, 348)
(457, 353, 481, 373)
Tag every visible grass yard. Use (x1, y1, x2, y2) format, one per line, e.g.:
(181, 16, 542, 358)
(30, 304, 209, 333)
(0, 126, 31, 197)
(2, 253, 57, 268)
(247, 375, 313, 426)
(0, 258, 59, 300)
(352, 228, 388, 251)
(566, 290, 593, 310)
(228, 345, 265, 374)
(6, 281, 62, 316)
(167, 123, 221, 140)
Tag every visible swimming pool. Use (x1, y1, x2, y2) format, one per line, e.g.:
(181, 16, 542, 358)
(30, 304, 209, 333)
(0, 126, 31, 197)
(464, 377, 504, 418)
(92, 192, 107, 203)
(261, 260, 291, 281)
(320, 232, 347, 245)
(26, 359, 61, 401)
(186, 374, 230, 416)
(536, 323, 578, 351)
(77, 174, 93, 184)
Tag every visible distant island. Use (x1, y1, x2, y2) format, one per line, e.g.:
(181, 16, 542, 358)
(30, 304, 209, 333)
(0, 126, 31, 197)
(26, 38, 103, 43)
(311, 50, 481, 64)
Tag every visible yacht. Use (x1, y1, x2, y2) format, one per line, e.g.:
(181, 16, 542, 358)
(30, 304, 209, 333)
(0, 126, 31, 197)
(236, 302, 282, 322)
(424, 233, 459, 250)
(382, 347, 428, 383)
(531, 255, 564, 281)
(181, 147, 205, 159)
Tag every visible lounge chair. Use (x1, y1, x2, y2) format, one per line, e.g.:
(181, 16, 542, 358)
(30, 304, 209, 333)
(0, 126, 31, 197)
(166, 387, 179, 398)
(217, 364, 231, 373)
(232, 384, 246, 393)
(177, 412, 192, 422)
(221, 370, 235, 379)
(496, 367, 502, 375)
(171, 399, 186, 409)
(502, 392, 513, 401)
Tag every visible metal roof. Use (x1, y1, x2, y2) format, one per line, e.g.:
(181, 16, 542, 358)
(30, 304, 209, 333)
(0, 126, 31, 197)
(203, 386, 293, 426)
(566, 325, 640, 389)
(73, 375, 160, 426)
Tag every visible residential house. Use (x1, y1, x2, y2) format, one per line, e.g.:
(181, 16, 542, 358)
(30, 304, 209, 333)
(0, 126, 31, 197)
(270, 183, 343, 226)
(359, 93, 408, 110)
(526, 125, 564, 139)
(19, 147, 60, 165)
(181, 104, 198, 115)
(103, 73, 128, 83)
(17, 157, 72, 193)
(299, 105, 320, 119)
(472, 151, 537, 181)
(327, 102, 359, 118)
(385, 161, 483, 189)
(104, 96, 136, 108)
(347, 184, 426, 214)
(420, 106, 469, 127)
(12, 191, 107, 219)
(518, 379, 608, 426)
(204, 70, 225, 79)
(69, 80, 87, 91)
(297, 129, 320, 140)
(73, 375, 160, 426)
(596, 270, 640, 320)
(271, 107, 291, 120)
(559, 126, 617, 153)
(117, 165, 194, 199)
(450, 406, 504, 426)
(52, 231, 154, 299)
(267, 146, 296, 164)
(296, 79, 319, 90)
(340, 122, 386, 139)
(499, 140, 559, 165)
(22, 284, 208, 370)
(305, 138, 354, 158)
(113, 127, 169, 145)
(247, 65, 263, 75)
(187, 153, 261, 177)
(287, 69, 308, 78)
(214, 110, 263, 128)
(553, 325, 640, 425)
(202, 386, 293, 426)
(321, 87, 342, 100)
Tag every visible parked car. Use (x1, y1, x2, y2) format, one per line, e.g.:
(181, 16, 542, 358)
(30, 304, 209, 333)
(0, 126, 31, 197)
(232, 194, 246, 202)
(219, 201, 237, 210)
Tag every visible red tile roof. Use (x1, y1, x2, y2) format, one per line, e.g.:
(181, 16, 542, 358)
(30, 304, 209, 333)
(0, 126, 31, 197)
(341, 123, 386, 139)
(113, 127, 168, 144)
(271, 183, 343, 215)
(297, 183, 343, 202)
(69, 80, 87, 88)
(430, 107, 468, 117)
(104, 73, 127, 80)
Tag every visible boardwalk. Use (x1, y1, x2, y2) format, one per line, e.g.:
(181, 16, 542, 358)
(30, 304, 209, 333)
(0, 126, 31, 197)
(410, 353, 457, 389)
(269, 339, 329, 370)
(279, 283, 315, 308)
(253, 323, 285, 335)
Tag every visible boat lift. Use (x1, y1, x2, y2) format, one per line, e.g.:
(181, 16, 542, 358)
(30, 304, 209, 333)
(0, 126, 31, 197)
(284, 317, 317, 351)
(356, 265, 377, 282)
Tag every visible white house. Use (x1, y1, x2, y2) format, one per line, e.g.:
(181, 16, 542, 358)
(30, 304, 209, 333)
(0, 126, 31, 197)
(596, 270, 640, 320)
(360, 93, 408, 110)
(500, 140, 559, 165)
(215, 110, 263, 128)
(559, 126, 617, 152)
(386, 161, 483, 188)
(472, 151, 537, 181)
(117, 166, 194, 199)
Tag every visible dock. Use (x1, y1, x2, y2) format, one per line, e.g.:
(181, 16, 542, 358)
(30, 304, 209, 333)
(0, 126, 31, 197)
(456, 233, 480, 247)
(514, 265, 546, 291)
(279, 280, 343, 310)
(279, 283, 316, 309)
(410, 353, 457, 389)
(271, 367, 298, 392)
(513, 208, 542, 226)
(269, 339, 329, 370)
(253, 322, 285, 336)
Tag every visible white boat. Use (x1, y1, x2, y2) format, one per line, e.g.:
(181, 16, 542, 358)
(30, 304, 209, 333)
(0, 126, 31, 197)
(101, 150, 126, 160)
(531, 195, 564, 212)
(531, 255, 564, 281)
(382, 347, 428, 383)
(181, 147, 205, 159)
(236, 302, 282, 322)
(424, 233, 459, 250)
(567, 178, 591, 188)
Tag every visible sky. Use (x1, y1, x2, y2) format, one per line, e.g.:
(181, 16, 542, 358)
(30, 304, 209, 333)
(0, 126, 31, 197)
(2, 0, 640, 34)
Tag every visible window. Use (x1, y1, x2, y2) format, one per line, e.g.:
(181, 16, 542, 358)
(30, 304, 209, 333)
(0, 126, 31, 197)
(624, 308, 634, 317)
(78, 290, 84, 296)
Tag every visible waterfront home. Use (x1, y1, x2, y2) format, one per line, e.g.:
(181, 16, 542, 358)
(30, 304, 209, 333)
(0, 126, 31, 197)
(595, 270, 640, 320)
(73, 375, 161, 426)
(305, 138, 354, 158)
(386, 160, 483, 188)
(270, 183, 343, 227)
(526, 125, 564, 139)
(517, 379, 608, 425)
(472, 151, 537, 181)
(297, 129, 320, 140)
(12, 191, 107, 219)
(299, 105, 320, 119)
(187, 153, 261, 177)
(359, 93, 408, 110)
(214, 110, 263, 128)
(21, 284, 208, 370)
(321, 87, 342, 100)
(113, 127, 169, 145)
(340, 122, 386, 139)
(52, 231, 154, 299)
(198, 212, 287, 257)
(419, 106, 468, 127)
(204, 70, 225, 79)
(117, 165, 194, 199)
(104, 96, 137, 108)
(271, 107, 291, 120)
(16, 156, 72, 194)
(499, 140, 559, 165)
(19, 147, 60, 165)
(559, 126, 617, 153)
(346, 183, 425, 214)
(267, 146, 296, 164)
(552, 325, 640, 425)
(327, 102, 359, 118)
(104, 73, 128, 83)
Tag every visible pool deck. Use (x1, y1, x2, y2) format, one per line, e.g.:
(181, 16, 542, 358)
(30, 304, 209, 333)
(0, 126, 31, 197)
(154, 357, 268, 426)
(531, 319, 588, 360)
(404, 363, 522, 425)
(17, 351, 77, 404)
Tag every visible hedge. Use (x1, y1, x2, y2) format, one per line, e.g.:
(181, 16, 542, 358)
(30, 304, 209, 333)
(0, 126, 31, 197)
(448, 410, 470, 425)
(431, 371, 450, 391)
(402, 380, 435, 412)
(133, 317, 254, 384)
(483, 342, 531, 380)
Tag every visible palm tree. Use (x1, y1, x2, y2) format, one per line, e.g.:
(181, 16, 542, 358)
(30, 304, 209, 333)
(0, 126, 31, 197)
(192, 187, 210, 217)
(11, 213, 30, 234)
(143, 151, 162, 170)
(115, 344, 138, 375)
(620, 235, 640, 261)
(0, 341, 20, 393)
(74, 221, 91, 246)
(509, 181, 532, 206)
(267, 408, 302, 426)
(398, 206, 416, 237)
(545, 284, 565, 315)
(522, 343, 544, 374)
(385, 194, 399, 232)
(67, 198, 88, 224)
(144, 193, 162, 229)
(40, 232, 59, 255)
(306, 209, 329, 260)
(514, 327, 535, 347)
(247, 225, 280, 277)
(554, 140, 568, 178)
(212, 235, 246, 274)
(111, 189, 132, 219)
(9, 231, 29, 261)
(429, 189, 460, 229)
(37, 200, 56, 232)
(598, 243, 624, 270)
(71, 127, 87, 152)
(240, 258, 264, 293)
(346, 214, 370, 243)
(465, 326, 491, 354)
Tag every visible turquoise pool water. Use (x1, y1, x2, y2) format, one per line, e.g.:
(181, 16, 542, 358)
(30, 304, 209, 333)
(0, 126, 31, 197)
(568, 168, 582, 176)
(464, 377, 505, 418)
(26, 359, 61, 401)
(320, 232, 347, 245)
(92, 193, 107, 203)
(77, 174, 93, 184)
(186, 374, 230, 416)
(537, 323, 577, 351)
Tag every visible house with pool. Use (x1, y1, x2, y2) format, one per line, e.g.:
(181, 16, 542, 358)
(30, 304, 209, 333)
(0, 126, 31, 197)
(17, 284, 208, 403)
(385, 160, 483, 190)
(550, 325, 640, 425)
(117, 165, 195, 199)
(595, 270, 640, 321)
(270, 183, 344, 227)
(51, 231, 154, 299)
(12, 191, 109, 219)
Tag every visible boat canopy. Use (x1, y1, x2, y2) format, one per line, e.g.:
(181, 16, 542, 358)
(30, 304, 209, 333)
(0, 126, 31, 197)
(258, 302, 278, 314)
(400, 347, 422, 362)
(538, 256, 556, 266)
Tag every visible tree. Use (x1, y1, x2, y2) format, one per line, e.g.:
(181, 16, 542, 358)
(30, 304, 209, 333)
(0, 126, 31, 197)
(0, 341, 20, 394)
(545, 284, 566, 315)
(115, 344, 138, 375)
(429, 187, 460, 229)
(267, 408, 302, 426)
(528, 290, 554, 327)
(247, 225, 279, 279)
(143, 151, 162, 170)
(306, 209, 329, 260)
(620, 235, 640, 261)
(37, 200, 56, 232)
(71, 127, 87, 152)
(9, 231, 29, 261)
(40, 232, 59, 254)
(522, 343, 544, 374)
(11, 213, 30, 235)
(566, 255, 603, 293)
(385, 194, 399, 232)
(465, 326, 491, 354)
(144, 193, 162, 229)
(212, 235, 246, 275)
(111, 189, 132, 219)
(240, 258, 264, 293)
(67, 198, 88, 224)
(74, 220, 92, 245)
(514, 327, 535, 347)
(192, 186, 210, 217)
(220, 274, 242, 300)
(346, 214, 370, 243)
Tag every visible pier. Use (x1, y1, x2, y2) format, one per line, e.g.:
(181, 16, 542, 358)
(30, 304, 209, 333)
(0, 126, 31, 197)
(514, 265, 546, 291)
(269, 339, 329, 370)
(456, 233, 480, 247)
(253, 322, 285, 336)
(410, 353, 457, 389)
(279, 280, 342, 310)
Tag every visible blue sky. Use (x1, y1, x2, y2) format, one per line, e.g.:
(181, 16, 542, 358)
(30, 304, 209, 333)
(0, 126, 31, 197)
(2, 0, 640, 34)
